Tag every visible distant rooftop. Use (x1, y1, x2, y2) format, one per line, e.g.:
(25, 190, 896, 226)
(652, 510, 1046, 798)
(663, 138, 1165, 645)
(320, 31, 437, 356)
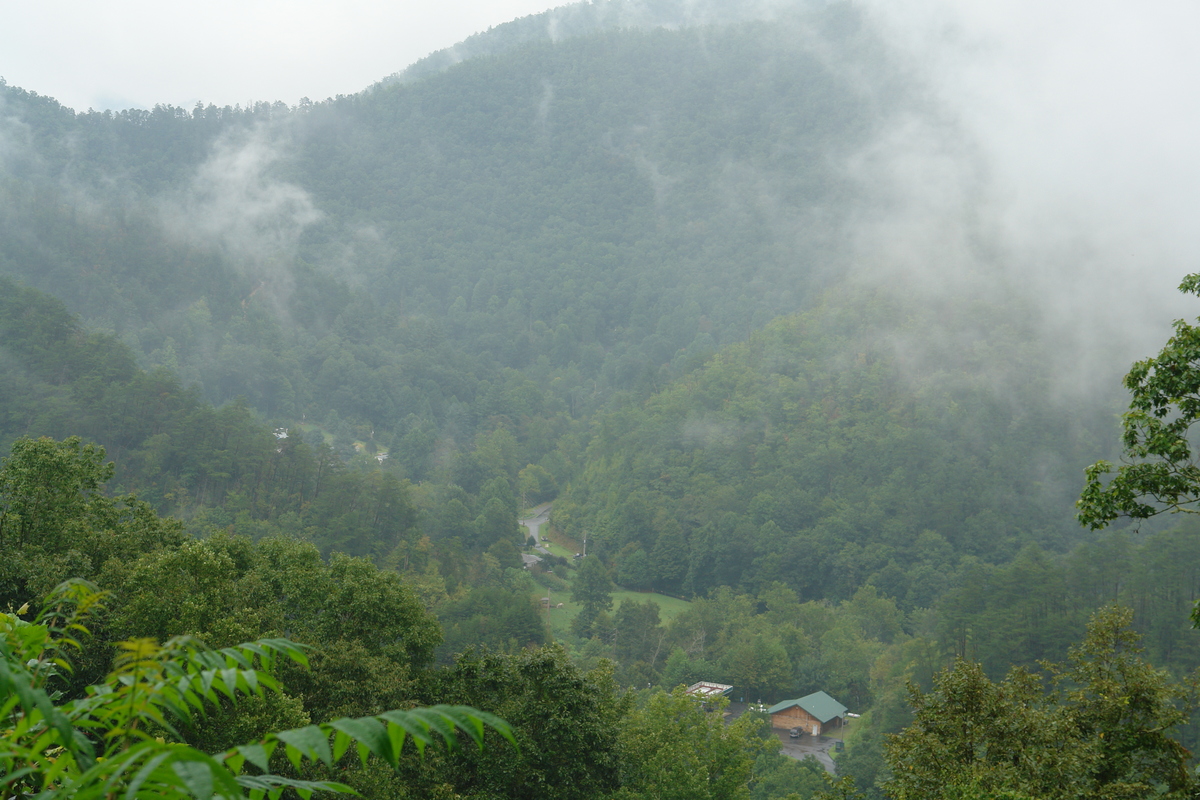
(686, 681, 733, 698)
(766, 691, 847, 723)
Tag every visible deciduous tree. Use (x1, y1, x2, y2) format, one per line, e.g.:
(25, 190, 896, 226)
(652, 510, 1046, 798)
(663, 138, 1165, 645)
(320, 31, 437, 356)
(1079, 273, 1200, 530)
(570, 555, 614, 637)
(884, 606, 1194, 800)
(617, 687, 764, 800)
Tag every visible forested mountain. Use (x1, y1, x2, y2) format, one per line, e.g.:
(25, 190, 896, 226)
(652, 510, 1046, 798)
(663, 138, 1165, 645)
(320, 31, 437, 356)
(2, 1, 1195, 798)
(554, 290, 1108, 603)
(0, 3, 890, 434)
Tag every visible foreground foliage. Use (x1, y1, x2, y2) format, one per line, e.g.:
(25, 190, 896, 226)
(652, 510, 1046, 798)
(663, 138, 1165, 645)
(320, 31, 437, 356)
(1079, 273, 1200, 529)
(617, 687, 764, 800)
(0, 582, 513, 799)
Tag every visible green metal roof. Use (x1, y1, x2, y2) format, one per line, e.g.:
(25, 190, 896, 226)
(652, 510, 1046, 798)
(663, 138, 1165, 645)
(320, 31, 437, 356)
(766, 691, 847, 723)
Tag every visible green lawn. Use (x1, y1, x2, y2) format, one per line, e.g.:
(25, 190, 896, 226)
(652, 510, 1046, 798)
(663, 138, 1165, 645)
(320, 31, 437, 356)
(541, 581, 691, 638)
(611, 589, 690, 618)
(538, 541, 576, 559)
(523, 506, 690, 638)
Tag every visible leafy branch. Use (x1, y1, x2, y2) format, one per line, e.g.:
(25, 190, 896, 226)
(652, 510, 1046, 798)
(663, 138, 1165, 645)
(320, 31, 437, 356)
(1, 581, 514, 799)
(1078, 273, 1200, 529)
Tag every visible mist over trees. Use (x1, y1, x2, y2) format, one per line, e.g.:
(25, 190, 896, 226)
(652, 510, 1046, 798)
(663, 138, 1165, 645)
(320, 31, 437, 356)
(2, 1, 1199, 798)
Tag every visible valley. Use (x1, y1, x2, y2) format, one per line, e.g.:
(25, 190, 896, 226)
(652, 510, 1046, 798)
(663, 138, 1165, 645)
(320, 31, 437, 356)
(2, 2, 1198, 798)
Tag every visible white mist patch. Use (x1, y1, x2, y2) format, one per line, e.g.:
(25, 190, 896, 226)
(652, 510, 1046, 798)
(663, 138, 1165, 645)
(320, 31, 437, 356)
(681, 412, 747, 450)
(536, 79, 555, 131)
(0, 94, 36, 173)
(830, 1, 1200, 401)
(840, 111, 992, 298)
(318, 223, 394, 290)
(634, 151, 676, 212)
(159, 127, 321, 286)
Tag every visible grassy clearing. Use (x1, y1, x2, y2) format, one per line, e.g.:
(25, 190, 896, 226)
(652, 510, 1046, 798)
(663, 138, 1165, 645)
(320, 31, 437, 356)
(539, 580, 691, 638)
(538, 540, 576, 559)
(545, 598, 580, 637)
(522, 508, 691, 639)
(612, 589, 690, 618)
(542, 526, 584, 554)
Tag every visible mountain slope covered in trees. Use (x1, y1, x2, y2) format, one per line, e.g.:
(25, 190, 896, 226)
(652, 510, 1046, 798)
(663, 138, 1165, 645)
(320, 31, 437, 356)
(553, 289, 1109, 604)
(0, 5, 893, 432)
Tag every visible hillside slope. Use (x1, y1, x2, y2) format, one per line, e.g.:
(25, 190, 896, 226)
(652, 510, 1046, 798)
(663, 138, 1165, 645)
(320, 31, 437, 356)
(554, 289, 1113, 605)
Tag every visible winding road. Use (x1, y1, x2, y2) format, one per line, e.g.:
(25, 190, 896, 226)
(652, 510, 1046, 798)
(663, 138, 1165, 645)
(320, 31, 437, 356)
(520, 503, 553, 556)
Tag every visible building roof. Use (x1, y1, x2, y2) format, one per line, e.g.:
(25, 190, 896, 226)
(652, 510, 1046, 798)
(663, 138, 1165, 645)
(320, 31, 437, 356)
(766, 691, 847, 723)
(686, 681, 733, 699)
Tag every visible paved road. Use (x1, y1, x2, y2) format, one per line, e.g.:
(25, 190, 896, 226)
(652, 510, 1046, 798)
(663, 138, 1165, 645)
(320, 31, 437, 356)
(521, 503, 552, 555)
(773, 729, 837, 773)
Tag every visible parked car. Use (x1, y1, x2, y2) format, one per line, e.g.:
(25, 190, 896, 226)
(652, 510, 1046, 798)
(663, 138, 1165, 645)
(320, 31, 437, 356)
(788, 727, 801, 738)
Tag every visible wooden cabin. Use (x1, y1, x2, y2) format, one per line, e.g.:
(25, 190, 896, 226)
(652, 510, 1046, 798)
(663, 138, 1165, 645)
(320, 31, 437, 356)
(767, 691, 847, 736)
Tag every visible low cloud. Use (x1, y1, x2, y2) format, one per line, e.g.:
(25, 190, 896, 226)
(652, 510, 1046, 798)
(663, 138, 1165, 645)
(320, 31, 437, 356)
(828, 0, 1200, 398)
(159, 126, 321, 291)
(682, 412, 748, 449)
(0, 93, 36, 173)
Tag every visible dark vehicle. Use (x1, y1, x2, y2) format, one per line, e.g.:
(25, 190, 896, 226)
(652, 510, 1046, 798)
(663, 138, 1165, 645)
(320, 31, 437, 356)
(789, 727, 801, 738)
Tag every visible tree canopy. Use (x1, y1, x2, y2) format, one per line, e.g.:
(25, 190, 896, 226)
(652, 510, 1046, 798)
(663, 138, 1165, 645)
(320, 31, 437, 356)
(884, 607, 1192, 800)
(1079, 273, 1200, 529)
(0, 581, 513, 800)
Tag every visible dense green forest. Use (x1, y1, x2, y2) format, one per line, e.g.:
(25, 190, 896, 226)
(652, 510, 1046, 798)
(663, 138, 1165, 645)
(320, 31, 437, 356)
(4, 0, 1200, 797)
(0, 5, 892, 436)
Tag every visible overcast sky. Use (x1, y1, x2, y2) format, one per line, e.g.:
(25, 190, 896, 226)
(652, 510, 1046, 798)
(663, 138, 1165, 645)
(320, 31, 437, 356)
(0, 0, 561, 112)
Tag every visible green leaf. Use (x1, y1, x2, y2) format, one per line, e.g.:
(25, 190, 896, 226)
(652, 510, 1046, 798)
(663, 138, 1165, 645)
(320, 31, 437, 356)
(380, 709, 433, 755)
(275, 724, 333, 767)
(230, 742, 273, 773)
(329, 716, 392, 764)
(171, 759, 217, 799)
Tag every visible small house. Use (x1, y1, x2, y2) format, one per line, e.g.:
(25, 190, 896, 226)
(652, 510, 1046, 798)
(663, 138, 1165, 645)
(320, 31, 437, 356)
(767, 691, 847, 736)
